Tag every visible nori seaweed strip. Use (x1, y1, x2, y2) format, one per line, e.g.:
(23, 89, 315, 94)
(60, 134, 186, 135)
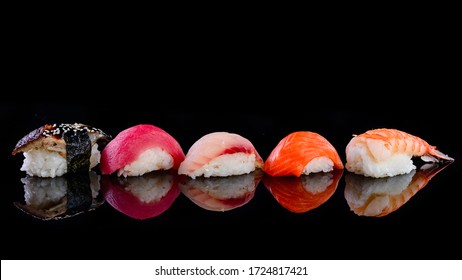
(66, 173, 92, 215)
(64, 129, 91, 173)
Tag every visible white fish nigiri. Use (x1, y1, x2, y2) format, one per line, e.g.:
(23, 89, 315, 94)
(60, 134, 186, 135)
(178, 132, 264, 179)
(345, 128, 453, 178)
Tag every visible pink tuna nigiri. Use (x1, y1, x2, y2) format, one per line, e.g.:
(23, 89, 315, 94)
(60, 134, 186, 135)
(263, 131, 344, 177)
(178, 132, 264, 179)
(100, 124, 185, 177)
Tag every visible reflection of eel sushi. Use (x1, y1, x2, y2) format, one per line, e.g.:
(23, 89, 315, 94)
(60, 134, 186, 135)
(345, 128, 454, 178)
(100, 124, 185, 177)
(14, 172, 103, 220)
(101, 171, 180, 220)
(263, 131, 343, 177)
(178, 132, 263, 179)
(263, 169, 342, 213)
(178, 171, 262, 211)
(344, 163, 450, 217)
(12, 123, 111, 178)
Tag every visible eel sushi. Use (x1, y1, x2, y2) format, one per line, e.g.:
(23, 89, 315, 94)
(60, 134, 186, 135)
(100, 124, 185, 177)
(101, 171, 180, 220)
(263, 131, 344, 177)
(345, 128, 454, 178)
(344, 163, 450, 217)
(178, 132, 263, 179)
(263, 169, 342, 213)
(178, 171, 262, 212)
(12, 123, 111, 178)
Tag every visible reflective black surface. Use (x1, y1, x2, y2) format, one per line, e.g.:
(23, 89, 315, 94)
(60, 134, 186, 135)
(2, 105, 461, 260)
(14, 172, 104, 220)
(179, 171, 261, 212)
(344, 163, 451, 217)
(101, 170, 180, 220)
(263, 169, 343, 213)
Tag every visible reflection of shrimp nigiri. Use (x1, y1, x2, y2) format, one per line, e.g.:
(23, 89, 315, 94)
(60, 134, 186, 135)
(263, 131, 343, 177)
(263, 169, 343, 213)
(346, 128, 454, 178)
(344, 163, 450, 217)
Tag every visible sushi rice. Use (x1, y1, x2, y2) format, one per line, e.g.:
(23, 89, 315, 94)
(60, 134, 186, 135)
(302, 156, 335, 175)
(21, 143, 101, 178)
(116, 148, 174, 177)
(346, 144, 416, 178)
(183, 153, 258, 179)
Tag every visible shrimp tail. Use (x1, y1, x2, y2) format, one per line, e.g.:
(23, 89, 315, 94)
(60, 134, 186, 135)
(424, 147, 454, 162)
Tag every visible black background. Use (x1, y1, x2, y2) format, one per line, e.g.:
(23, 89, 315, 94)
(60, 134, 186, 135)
(1, 104, 461, 260)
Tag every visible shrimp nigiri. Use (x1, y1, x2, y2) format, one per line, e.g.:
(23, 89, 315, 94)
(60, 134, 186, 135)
(263, 131, 344, 177)
(178, 132, 263, 179)
(345, 128, 454, 178)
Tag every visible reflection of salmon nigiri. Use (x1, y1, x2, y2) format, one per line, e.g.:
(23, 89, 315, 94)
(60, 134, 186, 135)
(263, 169, 342, 213)
(178, 132, 264, 179)
(263, 131, 344, 177)
(346, 128, 454, 178)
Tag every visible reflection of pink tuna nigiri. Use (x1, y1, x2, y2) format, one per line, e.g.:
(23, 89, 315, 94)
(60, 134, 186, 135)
(100, 124, 185, 177)
(101, 171, 180, 220)
(263, 131, 344, 177)
(178, 132, 264, 179)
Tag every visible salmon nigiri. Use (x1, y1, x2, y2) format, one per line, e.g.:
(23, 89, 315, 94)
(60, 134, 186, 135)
(178, 132, 263, 179)
(263, 131, 344, 177)
(345, 128, 454, 178)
